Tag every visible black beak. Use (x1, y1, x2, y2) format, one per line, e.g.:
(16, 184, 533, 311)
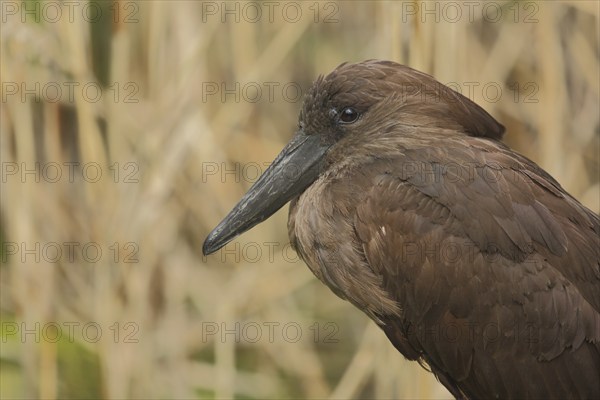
(202, 132, 330, 255)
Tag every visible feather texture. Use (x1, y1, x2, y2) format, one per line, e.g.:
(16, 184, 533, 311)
(288, 60, 600, 399)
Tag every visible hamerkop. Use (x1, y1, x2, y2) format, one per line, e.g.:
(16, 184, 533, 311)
(203, 60, 600, 399)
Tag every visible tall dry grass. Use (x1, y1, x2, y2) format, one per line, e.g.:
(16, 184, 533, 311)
(1, 1, 598, 399)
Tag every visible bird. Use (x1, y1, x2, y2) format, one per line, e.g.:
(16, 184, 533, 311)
(203, 60, 600, 399)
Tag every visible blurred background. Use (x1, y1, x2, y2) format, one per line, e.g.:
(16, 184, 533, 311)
(1, 1, 598, 398)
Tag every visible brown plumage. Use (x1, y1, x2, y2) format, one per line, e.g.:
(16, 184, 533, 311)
(203, 60, 600, 399)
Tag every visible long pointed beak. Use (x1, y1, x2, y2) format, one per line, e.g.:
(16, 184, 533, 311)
(202, 132, 329, 255)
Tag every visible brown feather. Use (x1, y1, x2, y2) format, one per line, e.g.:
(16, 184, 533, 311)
(288, 60, 600, 399)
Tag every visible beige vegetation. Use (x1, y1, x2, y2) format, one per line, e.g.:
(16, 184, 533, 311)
(1, 1, 598, 399)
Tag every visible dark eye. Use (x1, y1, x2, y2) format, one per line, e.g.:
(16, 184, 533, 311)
(339, 107, 360, 124)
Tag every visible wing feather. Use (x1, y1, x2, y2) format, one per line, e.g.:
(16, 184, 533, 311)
(351, 135, 600, 398)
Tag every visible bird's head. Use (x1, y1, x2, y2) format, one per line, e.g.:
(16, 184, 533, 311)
(202, 60, 504, 255)
(299, 60, 504, 145)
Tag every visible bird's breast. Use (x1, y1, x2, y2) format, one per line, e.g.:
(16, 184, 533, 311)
(288, 171, 401, 322)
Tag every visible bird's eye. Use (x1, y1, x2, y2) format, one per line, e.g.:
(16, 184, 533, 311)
(339, 107, 360, 124)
